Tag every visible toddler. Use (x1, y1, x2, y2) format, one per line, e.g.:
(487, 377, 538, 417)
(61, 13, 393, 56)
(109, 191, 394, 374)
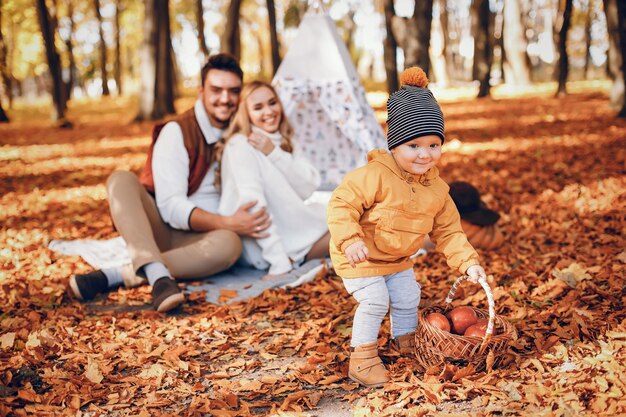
(327, 67, 486, 387)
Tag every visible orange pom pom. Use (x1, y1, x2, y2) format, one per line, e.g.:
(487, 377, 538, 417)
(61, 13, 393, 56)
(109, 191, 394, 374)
(400, 67, 428, 88)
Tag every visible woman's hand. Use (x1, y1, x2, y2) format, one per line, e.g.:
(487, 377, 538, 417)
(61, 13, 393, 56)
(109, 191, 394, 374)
(344, 240, 369, 268)
(466, 264, 487, 284)
(248, 132, 275, 155)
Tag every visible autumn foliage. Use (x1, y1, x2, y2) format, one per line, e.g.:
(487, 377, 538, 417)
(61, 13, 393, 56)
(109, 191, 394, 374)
(0, 88, 625, 416)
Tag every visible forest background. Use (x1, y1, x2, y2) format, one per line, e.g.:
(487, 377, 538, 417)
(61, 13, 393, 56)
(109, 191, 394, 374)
(1, 0, 626, 123)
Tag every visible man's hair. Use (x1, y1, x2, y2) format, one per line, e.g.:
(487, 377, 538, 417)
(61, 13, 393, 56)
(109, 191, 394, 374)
(200, 53, 243, 86)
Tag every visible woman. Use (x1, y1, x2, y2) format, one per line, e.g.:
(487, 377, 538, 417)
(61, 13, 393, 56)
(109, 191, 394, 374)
(217, 81, 330, 277)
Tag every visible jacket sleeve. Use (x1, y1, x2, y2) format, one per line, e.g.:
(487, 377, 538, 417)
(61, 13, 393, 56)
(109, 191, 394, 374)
(221, 138, 292, 274)
(430, 194, 480, 274)
(267, 144, 321, 200)
(327, 168, 379, 253)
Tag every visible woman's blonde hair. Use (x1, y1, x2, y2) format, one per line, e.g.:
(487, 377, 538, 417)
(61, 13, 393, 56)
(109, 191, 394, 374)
(214, 81, 294, 189)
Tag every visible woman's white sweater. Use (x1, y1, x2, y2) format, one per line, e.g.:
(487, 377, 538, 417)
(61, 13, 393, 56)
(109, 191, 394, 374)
(218, 127, 328, 274)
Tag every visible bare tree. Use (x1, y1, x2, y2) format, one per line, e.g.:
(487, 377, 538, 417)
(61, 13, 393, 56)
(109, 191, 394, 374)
(603, 0, 623, 109)
(615, 0, 626, 117)
(115, 0, 123, 95)
(63, 0, 79, 103)
(382, 0, 399, 93)
(502, 0, 530, 85)
(392, 0, 434, 73)
(0, 0, 9, 121)
(136, 0, 175, 121)
(222, 0, 242, 60)
(137, 0, 156, 121)
(583, 0, 593, 78)
(155, 0, 176, 118)
(267, 0, 281, 75)
(196, 0, 210, 61)
(36, 0, 70, 126)
(472, 0, 494, 97)
(554, 0, 573, 96)
(94, 0, 110, 96)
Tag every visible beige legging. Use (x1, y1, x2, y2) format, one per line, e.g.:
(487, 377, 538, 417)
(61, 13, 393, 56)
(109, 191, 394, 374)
(106, 171, 242, 280)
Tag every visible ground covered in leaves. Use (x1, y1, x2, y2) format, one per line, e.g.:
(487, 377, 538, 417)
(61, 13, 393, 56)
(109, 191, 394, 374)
(1, 85, 625, 416)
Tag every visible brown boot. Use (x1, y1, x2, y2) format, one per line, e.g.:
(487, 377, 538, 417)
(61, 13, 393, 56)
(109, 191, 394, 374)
(348, 342, 389, 387)
(394, 332, 416, 356)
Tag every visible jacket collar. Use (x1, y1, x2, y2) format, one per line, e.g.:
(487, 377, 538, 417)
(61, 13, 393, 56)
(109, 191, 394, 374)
(367, 149, 439, 184)
(194, 99, 223, 145)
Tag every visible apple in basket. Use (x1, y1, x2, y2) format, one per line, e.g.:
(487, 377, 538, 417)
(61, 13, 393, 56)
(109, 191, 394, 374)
(447, 306, 478, 335)
(425, 312, 451, 332)
(464, 318, 497, 337)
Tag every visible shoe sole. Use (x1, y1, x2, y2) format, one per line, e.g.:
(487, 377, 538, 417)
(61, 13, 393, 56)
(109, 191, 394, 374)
(348, 373, 388, 388)
(69, 275, 84, 300)
(156, 292, 185, 313)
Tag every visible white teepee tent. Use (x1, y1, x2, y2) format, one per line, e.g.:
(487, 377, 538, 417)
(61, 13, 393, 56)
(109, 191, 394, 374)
(272, 3, 386, 190)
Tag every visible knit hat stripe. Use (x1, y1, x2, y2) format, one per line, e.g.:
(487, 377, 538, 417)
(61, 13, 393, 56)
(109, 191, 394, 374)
(386, 85, 445, 149)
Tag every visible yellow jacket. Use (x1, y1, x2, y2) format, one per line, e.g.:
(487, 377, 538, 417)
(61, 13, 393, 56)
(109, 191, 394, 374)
(327, 150, 479, 278)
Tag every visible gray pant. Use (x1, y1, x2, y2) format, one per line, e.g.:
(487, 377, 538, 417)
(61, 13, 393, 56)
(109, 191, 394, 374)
(107, 171, 242, 279)
(342, 268, 421, 347)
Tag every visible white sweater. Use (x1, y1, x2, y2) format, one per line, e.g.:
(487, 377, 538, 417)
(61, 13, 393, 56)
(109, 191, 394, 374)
(218, 127, 328, 274)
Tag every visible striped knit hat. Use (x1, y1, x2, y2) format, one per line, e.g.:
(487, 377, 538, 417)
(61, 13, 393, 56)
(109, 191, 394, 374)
(386, 67, 444, 150)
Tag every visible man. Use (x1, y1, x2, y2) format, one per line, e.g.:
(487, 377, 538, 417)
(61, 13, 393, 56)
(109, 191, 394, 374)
(69, 54, 271, 312)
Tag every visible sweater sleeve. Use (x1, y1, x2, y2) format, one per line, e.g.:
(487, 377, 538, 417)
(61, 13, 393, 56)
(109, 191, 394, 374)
(221, 138, 292, 274)
(152, 122, 197, 230)
(267, 144, 321, 199)
(327, 168, 379, 252)
(430, 194, 480, 274)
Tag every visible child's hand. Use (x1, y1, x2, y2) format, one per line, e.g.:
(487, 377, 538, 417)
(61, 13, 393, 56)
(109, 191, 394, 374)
(466, 265, 486, 284)
(344, 240, 369, 267)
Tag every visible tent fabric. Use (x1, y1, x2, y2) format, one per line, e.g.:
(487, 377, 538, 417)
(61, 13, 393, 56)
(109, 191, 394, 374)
(273, 9, 385, 190)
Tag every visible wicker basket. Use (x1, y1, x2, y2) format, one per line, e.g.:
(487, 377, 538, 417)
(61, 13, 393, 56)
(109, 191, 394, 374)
(414, 275, 517, 371)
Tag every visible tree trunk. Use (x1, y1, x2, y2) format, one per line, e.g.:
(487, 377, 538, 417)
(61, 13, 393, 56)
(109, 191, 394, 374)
(615, 0, 626, 117)
(414, 0, 433, 74)
(383, 0, 399, 93)
(430, 0, 449, 86)
(603, 0, 624, 109)
(267, 0, 281, 75)
(583, 0, 593, 78)
(196, 0, 210, 61)
(94, 0, 109, 96)
(472, 0, 494, 97)
(392, 0, 434, 73)
(136, 0, 157, 120)
(115, 0, 123, 95)
(222, 0, 242, 61)
(36, 0, 69, 125)
(554, 0, 573, 96)
(153, 0, 175, 118)
(502, 0, 531, 85)
(0, 0, 9, 120)
(63, 0, 78, 103)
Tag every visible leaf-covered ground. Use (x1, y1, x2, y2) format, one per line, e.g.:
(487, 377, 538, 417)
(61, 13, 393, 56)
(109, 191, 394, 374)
(1, 85, 625, 416)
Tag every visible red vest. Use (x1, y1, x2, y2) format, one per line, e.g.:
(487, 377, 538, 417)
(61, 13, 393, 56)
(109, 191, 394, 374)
(140, 108, 216, 196)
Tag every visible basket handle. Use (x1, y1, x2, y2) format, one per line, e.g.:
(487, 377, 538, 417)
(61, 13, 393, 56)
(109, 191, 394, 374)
(444, 275, 495, 354)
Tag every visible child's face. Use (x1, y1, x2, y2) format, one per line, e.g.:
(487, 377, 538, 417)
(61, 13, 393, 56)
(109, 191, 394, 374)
(391, 135, 442, 175)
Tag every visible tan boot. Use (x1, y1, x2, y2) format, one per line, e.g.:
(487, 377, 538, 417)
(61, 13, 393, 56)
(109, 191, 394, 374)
(348, 342, 389, 387)
(394, 332, 416, 356)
